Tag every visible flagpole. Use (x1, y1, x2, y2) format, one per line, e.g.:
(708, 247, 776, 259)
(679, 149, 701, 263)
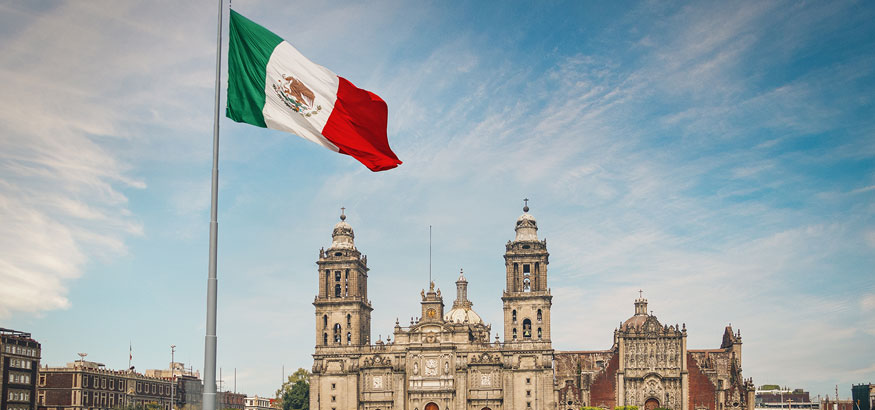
(203, 1, 223, 410)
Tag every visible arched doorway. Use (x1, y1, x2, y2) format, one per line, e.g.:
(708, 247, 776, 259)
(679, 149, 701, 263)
(424, 403, 439, 410)
(645, 398, 660, 410)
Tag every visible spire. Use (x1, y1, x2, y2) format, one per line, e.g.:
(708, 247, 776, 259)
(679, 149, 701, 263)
(454, 269, 472, 309)
(634, 291, 648, 316)
(514, 198, 538, 242)
(329, 208, 355, 250)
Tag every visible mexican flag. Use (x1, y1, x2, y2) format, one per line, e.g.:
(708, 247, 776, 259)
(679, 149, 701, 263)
(226, 10, 402, 172)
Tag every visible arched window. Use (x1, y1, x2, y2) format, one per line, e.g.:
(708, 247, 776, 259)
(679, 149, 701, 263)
(512, 310, 517, 323)
(537, 327, 542, 339)
(522, 319, 532, 339)
(335, 271, 341, 281)
(323, 315, 328, 327)
(333, 324, 341, 343)
(347, 332, 352, 345)
(323, 333, 328, 345)
(513, 328, 518, 340)
(347, 314, 351, 327)
(537, 309, 542, 322)
(334, 284, 341, 297)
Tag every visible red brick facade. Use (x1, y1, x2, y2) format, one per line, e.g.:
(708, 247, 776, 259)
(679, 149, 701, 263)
(589, 353, 618, 409)
(687, 354, 716, 410)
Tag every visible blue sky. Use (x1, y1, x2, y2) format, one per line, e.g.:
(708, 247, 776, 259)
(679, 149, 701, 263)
(1, 0, 873, 399)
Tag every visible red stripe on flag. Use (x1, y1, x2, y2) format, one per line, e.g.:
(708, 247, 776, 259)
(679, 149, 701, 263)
(321, 77, 402, 172)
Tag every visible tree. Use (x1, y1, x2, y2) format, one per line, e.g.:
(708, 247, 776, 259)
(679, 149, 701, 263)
(275, 368, 310, 410)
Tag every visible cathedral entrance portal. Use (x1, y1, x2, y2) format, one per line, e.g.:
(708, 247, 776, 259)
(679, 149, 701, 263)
(645, 398, 660, 410)
(424, 403, 439, 410)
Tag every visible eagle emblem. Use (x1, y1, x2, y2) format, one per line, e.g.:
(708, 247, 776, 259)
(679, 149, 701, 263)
(272, 74, 322, 117)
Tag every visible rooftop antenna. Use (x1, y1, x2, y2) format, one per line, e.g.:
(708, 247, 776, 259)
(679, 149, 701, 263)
(429, 225, 432, 284)
(77, 352, 87, 367)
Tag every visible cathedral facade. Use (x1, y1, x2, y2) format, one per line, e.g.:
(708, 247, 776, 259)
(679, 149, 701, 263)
(309, 207, 754, 410)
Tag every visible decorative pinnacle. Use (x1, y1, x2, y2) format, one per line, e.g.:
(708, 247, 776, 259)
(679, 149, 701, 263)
(639, 289, 643, 298)
(523, 198, 529, 213)
(340, 207, 346, 221)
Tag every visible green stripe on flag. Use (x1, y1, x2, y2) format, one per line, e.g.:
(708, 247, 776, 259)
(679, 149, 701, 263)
(226, 10, 284, 127)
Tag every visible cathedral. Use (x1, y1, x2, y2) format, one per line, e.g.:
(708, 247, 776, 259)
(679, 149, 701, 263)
(309, 205, 755, 410)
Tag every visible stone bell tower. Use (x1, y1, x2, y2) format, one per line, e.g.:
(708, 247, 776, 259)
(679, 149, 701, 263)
(313, 209, 372, 347)
(502, 199, 552, 343)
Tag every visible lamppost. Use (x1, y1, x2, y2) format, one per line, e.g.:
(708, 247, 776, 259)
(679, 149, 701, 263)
(170, 345, 176, 410)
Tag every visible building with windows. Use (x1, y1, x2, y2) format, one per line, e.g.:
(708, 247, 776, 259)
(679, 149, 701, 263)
(39, 360, 174, 410)
(243, 396, 271, 410)
(1, 328, 41, 410)
(217, 392, 245, 410)
(145, 363, 203, 410)
(755, 387, 818, 410)
(307, 205, 755, 410)
(852, 384, 874, 410)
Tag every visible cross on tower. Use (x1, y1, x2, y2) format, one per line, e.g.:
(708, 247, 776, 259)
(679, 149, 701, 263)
(639, 289, 643, 298)
(523, 198, 529, 212)
(340, 207, 346, 221)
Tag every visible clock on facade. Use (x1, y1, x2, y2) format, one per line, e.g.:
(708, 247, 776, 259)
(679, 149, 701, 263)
(372, 375, 383, 389)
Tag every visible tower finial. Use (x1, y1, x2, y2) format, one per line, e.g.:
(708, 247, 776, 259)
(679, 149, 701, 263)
(340, 207, 346, 221)
(639, 289, 643, 298)
(523, 198, 529, 213)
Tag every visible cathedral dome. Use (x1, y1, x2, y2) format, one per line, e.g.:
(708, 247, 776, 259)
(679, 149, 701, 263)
(514, 202, 538, 242)
(445, 306, 483, 324)
(444, 269, 483, 324)
(621, 295, 662, 331)
(329, 210, 355, 250)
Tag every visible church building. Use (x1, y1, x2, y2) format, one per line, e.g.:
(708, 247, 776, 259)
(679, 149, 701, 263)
(308, 205, 755, 410)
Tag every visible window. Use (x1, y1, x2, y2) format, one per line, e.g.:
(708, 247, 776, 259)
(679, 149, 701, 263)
(347, 314, 351, 327)
(537, 309, 542, 322)
(335, 284, 341, 297)
(347, 332, 352, 345)
(527, 390, 531, 397)
(513, 328, 518, 340)
(334, 323, 342, 343)
(523, 264, 530, 273)
(331, 383, 336, 390)
(538, 327, 542, 339)
(335, 271, 341, 281)
(512, 310, 517, 323)
(323, 315, 328, 326)
(331, 396, 336, 402)
(323, 333, 328, 345)
(522, 319, 532, 339)
(526, 378, 531, 384)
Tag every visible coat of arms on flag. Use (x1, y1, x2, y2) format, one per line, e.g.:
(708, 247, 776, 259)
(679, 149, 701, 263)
(272, 75, 322, 117)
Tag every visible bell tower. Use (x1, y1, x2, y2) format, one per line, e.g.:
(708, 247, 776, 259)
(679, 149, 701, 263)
(313, 209, 372, 347)
(502, 199, 552, 343)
